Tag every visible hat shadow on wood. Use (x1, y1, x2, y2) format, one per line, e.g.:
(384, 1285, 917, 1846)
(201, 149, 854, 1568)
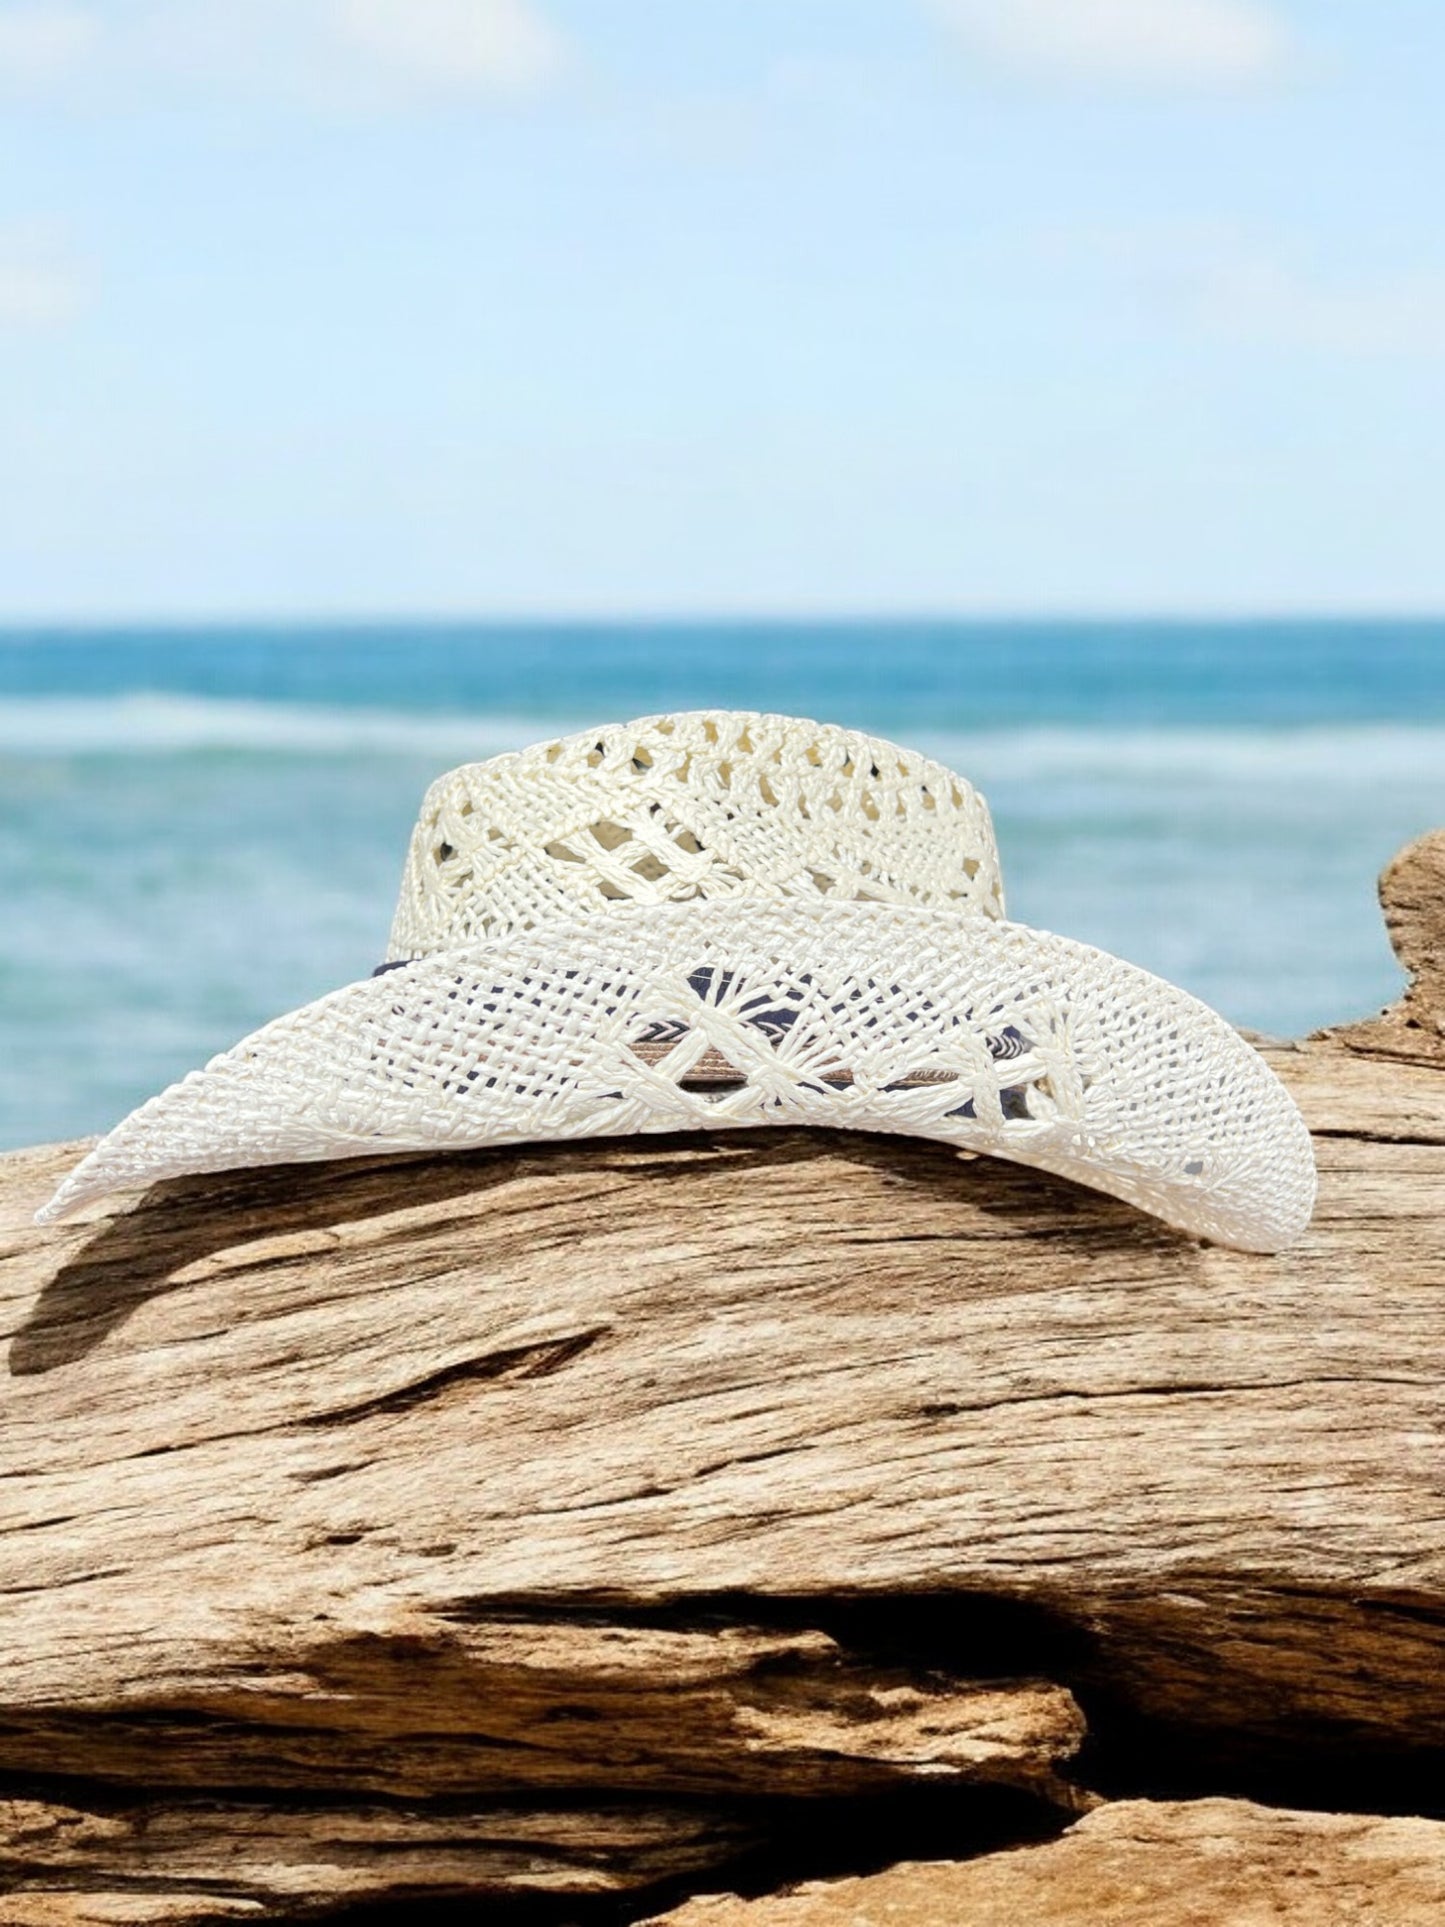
(9, 1147, 529, 1377)
(9, 1132, 1173, 1378)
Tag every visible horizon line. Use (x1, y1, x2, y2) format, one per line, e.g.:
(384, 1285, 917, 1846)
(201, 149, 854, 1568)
(3, 608, 1445, 633)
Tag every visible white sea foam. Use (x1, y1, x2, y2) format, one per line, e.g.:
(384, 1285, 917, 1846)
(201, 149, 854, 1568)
(919, 724, 1445, 789)
(0, 694, 567, 758)
(0, 692, 1442, 791)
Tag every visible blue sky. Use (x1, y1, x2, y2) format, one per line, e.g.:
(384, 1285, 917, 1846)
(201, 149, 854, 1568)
(0, 0, 1442, 617)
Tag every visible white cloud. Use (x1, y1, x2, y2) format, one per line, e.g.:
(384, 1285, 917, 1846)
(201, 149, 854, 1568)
(1189, 250, 1445, 357)
(928, 0, 1287, 86)
(0, 226, 88, 328)
(0, 0, 98, 85)
(330, 0, 566, 98)
(0, 0, 570, 107)
(1070, 224, 1445, 357)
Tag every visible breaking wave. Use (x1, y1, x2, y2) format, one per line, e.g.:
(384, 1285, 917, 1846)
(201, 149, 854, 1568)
(1, 691, 1442, 793)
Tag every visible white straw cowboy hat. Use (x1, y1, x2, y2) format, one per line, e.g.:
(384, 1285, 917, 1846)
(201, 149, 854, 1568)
(37, 710, 1315, 1250)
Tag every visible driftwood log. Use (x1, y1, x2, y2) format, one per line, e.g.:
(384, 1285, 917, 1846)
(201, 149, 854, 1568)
(646, 1798, 1445, 1926)
(0, 831, 1442, 1923)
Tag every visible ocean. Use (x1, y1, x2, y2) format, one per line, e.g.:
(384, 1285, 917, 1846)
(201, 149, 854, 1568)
(2, 619, 1442, 1154)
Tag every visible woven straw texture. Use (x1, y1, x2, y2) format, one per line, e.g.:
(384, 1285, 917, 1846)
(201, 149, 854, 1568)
(40, 901, 1313, 1249)
(38, 712, 1316, 1251)
(387, 711, 1004, 957)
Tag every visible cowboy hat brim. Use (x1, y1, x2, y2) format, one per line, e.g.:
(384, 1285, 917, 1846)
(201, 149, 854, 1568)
(35, 899, 1315, 1252)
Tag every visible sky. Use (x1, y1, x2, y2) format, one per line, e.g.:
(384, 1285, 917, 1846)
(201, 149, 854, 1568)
(0, 0, 1442, 619)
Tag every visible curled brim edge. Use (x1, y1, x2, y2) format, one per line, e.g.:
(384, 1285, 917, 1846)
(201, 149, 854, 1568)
(35, 900, 1317, 1252)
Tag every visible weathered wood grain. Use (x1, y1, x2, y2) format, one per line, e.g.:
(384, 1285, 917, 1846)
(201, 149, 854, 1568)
(0, 1793, 747, 1920)
(0, 1608, 1084, 1802)
(2, 1896, 256, 1925)
(644, 1798, 1445, 1926)
(0, 832, 1441, 1917)
(1, 1026, 1441, 1761)
(1323, 829, 1445, 1067)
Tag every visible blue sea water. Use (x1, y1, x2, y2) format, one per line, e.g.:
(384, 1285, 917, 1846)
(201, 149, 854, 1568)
(1, 619, 1442, 1153)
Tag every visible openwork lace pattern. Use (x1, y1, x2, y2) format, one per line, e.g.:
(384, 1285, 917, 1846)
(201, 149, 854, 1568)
(40, 901, 1315, 1251)
(387, 711, 1005, 958)
(38, 710, 1317, 1248)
